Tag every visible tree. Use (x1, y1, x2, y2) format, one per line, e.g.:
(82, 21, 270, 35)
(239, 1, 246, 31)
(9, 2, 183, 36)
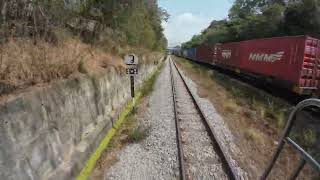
(183, 0, 319, 47)
(283, 0, 320, 37)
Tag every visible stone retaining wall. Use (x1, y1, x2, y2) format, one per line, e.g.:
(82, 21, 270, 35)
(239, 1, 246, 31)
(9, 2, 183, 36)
(0, 59, 162, 180)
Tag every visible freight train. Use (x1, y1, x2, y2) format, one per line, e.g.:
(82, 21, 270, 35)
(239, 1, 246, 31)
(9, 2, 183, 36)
(172, 35, 320, 96)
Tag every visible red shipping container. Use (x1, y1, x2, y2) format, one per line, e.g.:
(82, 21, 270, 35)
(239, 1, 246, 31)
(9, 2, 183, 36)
(237, 36, 320, 94)
(213, 42, 241, 70)
(196, 45, 214, 64)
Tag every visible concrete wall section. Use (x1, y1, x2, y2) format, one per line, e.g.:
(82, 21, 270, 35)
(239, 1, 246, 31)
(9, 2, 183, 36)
(0, 62, 159, 180)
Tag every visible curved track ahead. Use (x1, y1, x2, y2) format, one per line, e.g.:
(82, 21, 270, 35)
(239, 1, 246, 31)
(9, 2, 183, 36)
(169, 56, 239, 180)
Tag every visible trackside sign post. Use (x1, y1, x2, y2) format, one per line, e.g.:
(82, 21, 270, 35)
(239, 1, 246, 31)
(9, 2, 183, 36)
(124, 54, 139, 98)
(124, 54, 139, 65)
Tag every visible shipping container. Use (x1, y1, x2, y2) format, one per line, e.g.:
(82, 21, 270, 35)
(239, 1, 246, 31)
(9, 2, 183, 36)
(175, 36, 320, 95)
(182, 49, 188, 58)
(213, 42, 241, 69)
(186, 48, 197, 60)
(172, 48, 182, 57)
(196, 45, 214, 64)
(236, 36, 320, 94)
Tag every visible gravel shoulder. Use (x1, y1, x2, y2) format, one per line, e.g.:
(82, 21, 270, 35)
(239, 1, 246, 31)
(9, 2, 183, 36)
(104, 59, 179, 180)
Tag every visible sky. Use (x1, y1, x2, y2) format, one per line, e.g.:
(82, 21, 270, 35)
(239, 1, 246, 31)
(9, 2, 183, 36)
(158, 0, 234, 47)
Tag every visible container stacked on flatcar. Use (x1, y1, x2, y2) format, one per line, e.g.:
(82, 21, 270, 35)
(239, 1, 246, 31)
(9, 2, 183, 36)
(172, 48, 182, 57)
(195, 45, 214, 64)
(183, 48, 197, 60)
(213, 42, 241, 70)
(213, 36, 320, 95)
(175, 35, 320, 95)
(190, 48, 197, 60)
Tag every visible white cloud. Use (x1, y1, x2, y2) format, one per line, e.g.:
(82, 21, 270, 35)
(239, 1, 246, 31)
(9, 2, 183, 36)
(163, 12, 211, 47)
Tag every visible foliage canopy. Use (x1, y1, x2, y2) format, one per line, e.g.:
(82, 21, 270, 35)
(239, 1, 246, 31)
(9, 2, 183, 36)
(0, 0, 168, 51)
(182, 0, 320, 48)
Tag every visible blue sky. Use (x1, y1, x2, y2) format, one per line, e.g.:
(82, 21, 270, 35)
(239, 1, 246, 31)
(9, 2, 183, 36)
(158, 0, 234, 47)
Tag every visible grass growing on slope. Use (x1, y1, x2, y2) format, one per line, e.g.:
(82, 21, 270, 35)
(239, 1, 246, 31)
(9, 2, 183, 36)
(140, 60, 164, 97)
(0, 33, 164, 98)
(128, 128, 149, 142)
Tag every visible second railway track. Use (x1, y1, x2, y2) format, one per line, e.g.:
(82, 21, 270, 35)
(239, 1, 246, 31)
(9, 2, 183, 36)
(169, 56, 239, 180)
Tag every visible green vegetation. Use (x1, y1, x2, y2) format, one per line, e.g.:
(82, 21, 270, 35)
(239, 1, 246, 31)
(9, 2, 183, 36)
(1, 0, 168, 50)
(302, 128, 317, 147)
(182, 0, 320, 48)
(140, 60, 164, 97)
(0, 1, 167, 95)
(128, 128, 149, 142)
(212, 70, 292, 129)
(244, 128, 265, 144)
(78, 0, 168, 50)
(291, 126, 318, 148)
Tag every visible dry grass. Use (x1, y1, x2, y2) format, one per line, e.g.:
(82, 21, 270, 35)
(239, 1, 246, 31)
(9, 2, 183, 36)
(0, 37, 123, 89)
(244, 128, 265, 145)
(0, 35, 163, 97)
(223, 100, 241, 114)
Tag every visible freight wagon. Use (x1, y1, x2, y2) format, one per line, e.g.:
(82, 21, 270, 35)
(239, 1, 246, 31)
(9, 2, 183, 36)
(195, 45, 213, 64)
(172, 48, 183, 57)
(175, 35, 320, 96)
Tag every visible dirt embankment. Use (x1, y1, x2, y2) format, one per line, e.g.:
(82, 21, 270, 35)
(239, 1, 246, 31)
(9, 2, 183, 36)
(0, 35, 163, 102)
(174, 56, 319, 180)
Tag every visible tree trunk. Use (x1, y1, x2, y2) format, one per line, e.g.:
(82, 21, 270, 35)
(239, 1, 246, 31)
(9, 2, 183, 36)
(1, 2, 8, 42)
(33, 5, 38, 45)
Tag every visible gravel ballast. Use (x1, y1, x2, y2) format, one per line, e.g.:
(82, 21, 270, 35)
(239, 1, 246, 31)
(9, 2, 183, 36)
(174, 58, 248, 179)
(104, 59, 179, 180)
(104, 56, 247, 180)
(170, 59, 229, 179)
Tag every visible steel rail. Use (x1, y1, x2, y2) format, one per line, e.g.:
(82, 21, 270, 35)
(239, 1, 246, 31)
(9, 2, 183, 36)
(169, 56, 239, 180)
(169, 58, 187, 180)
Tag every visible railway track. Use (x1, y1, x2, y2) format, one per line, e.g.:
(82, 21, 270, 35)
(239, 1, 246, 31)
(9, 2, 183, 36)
(169, 56, 239, 180)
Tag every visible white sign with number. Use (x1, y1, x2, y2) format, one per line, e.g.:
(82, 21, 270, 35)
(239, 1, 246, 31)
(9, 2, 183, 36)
(124, 54, 139, 65)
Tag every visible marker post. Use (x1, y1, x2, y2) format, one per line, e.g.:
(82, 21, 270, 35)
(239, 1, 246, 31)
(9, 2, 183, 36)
(130, 75, 135, 98)
(124, 54, 139, 102)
